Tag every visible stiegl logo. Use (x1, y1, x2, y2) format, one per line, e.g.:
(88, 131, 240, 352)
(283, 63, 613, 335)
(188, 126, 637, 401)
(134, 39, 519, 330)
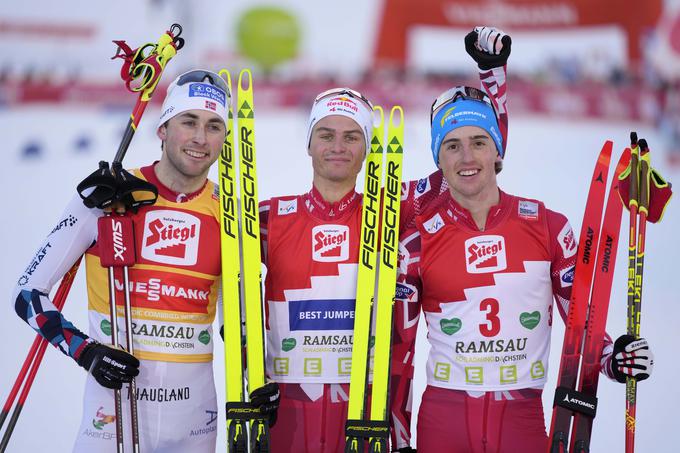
(465, 235, 507, 274)
(141, 211, 201, 265)
(312, 225, 349, 262)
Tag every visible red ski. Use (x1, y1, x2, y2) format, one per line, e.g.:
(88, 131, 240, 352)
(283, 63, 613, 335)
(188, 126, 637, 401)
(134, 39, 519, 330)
(569, 148, 631, 452)
(548, 141, 612, 453)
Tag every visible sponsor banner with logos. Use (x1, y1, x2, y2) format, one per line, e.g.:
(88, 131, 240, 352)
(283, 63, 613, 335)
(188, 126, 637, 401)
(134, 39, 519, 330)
(425, 260, 553, 390)
(89, 311, 213, 362)
(266, 263, 361, 383)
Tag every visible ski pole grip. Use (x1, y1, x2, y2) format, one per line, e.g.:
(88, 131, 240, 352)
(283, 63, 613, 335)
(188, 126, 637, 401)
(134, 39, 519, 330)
(638, 139, 650, 215)
(97, 215, 136, 267)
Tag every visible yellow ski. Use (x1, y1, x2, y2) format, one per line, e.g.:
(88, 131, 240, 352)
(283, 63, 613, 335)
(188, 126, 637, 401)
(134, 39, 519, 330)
(220, 69, 269, 452)
(345, 105, 385, 453)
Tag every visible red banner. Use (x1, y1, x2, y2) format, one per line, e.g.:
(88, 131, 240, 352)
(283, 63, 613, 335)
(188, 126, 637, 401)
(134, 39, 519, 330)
(374, 0, 662, 66)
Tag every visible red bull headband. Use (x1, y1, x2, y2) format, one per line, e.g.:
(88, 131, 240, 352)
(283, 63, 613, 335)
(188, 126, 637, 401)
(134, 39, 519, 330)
(306, 88, 374, 152)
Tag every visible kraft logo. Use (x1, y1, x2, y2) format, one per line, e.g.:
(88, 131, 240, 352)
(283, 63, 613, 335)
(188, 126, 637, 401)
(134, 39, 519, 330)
(141, 210, 200, 265)
(278, 199, 297, 216)
(558, 222, 577, 259)
(312, 225, 349, 262)
(465, 235, 507, 274)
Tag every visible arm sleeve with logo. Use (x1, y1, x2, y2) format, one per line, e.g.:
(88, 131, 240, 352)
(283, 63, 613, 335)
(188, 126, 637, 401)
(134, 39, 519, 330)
(390, 228, 423, 449)
(546, 209, 615, 380)
(12, 192, 102, 361)
(479, 64, 508, 157)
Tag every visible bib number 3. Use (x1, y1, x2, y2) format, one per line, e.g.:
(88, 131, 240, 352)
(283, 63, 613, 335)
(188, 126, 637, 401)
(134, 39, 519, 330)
(479, 298, 500, 337)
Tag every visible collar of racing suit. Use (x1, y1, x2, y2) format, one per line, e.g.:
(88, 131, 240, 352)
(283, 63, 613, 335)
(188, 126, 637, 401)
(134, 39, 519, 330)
(140, 162, 208, 203)
(444, 189, 513, 232)
(304, 185, 360, 221)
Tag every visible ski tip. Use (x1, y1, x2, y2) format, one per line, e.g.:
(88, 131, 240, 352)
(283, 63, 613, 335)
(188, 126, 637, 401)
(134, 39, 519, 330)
(616, 147, 632, 172)
(630, 132, 638, 146)
(598, 140, 613, 164)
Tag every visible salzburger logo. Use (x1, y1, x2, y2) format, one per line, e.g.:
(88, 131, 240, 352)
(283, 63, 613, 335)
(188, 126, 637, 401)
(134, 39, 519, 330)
(312, 225, 349, 262)
(141, 211, 200, 265)
(465, 235, 507, 274)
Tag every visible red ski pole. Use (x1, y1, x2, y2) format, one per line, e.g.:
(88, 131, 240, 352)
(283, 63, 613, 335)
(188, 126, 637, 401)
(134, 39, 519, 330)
(625, 139, 650, 453)
(0, 257, 82, 452)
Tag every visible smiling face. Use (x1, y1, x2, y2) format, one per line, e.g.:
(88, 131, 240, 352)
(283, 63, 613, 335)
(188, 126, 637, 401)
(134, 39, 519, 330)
(308, 114, 366, 186)
(437, 125, 502, 204)
(156, 110, 226, 191)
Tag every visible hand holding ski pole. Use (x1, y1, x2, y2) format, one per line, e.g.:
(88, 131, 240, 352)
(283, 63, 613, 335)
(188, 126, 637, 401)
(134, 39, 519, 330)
(609, 335, 654, 383)
(76, 342, 140, 390)
(78, 24, 185, 210)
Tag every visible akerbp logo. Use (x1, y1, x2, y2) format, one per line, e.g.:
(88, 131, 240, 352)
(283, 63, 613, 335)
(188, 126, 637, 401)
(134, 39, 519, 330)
(141, 210, 200, 265)
(92, 406, 115, 430)
(465, 235, 507, 274)
(312, 225, 349, 262)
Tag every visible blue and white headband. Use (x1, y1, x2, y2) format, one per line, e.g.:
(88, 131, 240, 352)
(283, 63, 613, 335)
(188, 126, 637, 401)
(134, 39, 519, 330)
(430, 99, 504, 164)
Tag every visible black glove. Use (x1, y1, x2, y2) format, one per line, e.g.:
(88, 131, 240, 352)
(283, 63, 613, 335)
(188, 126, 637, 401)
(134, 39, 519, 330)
(77, 342, 140, 390)
(610, 335, 654, 383)
(465, 26, 512, 70)
(249, 381, 281, 427)
(394, 447, 417, 453)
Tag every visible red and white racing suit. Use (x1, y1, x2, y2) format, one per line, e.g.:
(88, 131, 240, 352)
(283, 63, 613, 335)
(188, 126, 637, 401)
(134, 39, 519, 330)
(390, 190, 615, 453)
(260, 187, 363, 452)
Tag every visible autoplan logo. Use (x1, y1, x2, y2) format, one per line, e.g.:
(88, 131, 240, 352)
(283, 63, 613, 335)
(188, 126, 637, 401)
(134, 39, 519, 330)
(141, 210, 200, 265)
(312, 225, 349, 262)
(465, 235, 507, 274)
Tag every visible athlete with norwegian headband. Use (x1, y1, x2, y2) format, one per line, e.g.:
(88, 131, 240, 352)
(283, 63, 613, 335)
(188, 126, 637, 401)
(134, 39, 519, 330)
(12, 69, 277, 452)
(259, 87, 375, 451)
(390, 28, 655, 452)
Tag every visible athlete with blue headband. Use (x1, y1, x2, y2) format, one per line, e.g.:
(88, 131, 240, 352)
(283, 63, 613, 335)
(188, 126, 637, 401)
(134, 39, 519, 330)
(391, 26, 655, 453)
